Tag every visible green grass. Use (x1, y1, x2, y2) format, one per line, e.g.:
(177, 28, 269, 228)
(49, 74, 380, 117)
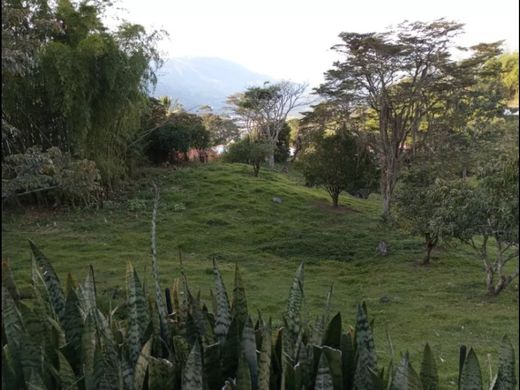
(2, 162, 518, 387)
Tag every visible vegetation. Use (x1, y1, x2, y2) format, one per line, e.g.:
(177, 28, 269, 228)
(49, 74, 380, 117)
(2, 200, 517, 389)
(2, 164, 519, 387)
(227, 81, 307, 167)
(298, 128, 377, 207)
(223, 137, 273, 176)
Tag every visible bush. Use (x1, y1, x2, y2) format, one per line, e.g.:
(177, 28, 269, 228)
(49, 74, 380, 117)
(1, 239, 516, 390)
(224, 136, 272, 176)
(2, 146, 102, 207)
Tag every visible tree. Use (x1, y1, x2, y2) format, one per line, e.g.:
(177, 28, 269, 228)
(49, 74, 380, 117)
(145, 111, 209, 164)
(498, 51, 519, 107)
(199, 108, 240, 146)
(223, 136, 272, 177)
(2, 0, 165, 188)
(298, 127, 377, 207)
(317, 20, 505, 216)
(227, 81, 307, 167)
(274, 121, 291, 163)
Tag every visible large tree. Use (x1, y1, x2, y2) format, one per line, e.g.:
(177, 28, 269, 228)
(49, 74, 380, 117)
(227, 81, 307, 167)
(317, 20, 504, 216)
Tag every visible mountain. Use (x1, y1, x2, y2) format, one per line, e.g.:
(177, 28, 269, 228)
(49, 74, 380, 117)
(152, 57, 276, 112)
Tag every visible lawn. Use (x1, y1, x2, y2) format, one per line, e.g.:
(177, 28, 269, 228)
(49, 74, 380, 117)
(2, 162, 518, 387)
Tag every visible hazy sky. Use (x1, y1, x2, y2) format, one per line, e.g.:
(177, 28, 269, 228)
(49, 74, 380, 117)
(106, 0, 519, 86)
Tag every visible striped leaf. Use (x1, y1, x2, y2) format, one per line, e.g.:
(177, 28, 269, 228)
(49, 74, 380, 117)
(204, 342, 223, 390)
(29, 241, 66, 323)
(231, 264, 249, 328)
(79, 265, 97, 316)
(58, 351, 78, 390)
(284, 262, 304, 344)
(222, 316, 241, 379)
(322, 346, 343, 390)
(236, 352, 253, 390)
(133, 338, 152, 390)
(420, 343, 438, 390)
(182, 340, 203, 390)
(2, 286, 25, 351)
(81, 313, 97, 390)
(391, 352, 423, 390)
(459, 348, 483, 390)
(341, 332, 356, 390)
(323, 312, 342, 350)
(492, 336, 517, 390)
(314, 351, 334, 390)
(354, 304, 378, 390)
(63, 288, 83, 370)
(257, 320, 272, 390)
(213, 258, 232, 343)
(241, 317, 258, 390)
(150, 184, 170, 344)
(126, 263, 150, 368)
(148, 356, 175, 389)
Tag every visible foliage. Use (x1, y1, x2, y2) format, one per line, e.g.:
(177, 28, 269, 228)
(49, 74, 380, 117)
(2, 146, 102, 207)
(200, 108, 241, 146)
(223, 136, 272, 176)
(317, 19, 506, 216)
(498, 52, 519, 107)
(145, 111, 210, 164)
(434, 149, 519, 295)
(1, 234, 517, 389)
(1, 0, 165, 187)
(227, 81, 307, 167)
(298, 127, 378, 207)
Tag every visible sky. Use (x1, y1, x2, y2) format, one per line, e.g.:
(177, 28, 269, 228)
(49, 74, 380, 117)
(105, 0, 519, 87)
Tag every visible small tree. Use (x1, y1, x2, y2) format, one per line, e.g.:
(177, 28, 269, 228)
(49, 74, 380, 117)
(298, 128, 377, 207)
(437, 153, 518, 295)
(224, 136, 272, 177)
(394, 167, 445, 265)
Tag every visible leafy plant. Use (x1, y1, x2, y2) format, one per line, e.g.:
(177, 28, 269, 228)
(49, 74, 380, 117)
(1, 192, 517, 389)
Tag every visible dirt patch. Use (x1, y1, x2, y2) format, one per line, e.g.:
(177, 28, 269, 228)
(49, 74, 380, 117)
(314, 201, 359, 214)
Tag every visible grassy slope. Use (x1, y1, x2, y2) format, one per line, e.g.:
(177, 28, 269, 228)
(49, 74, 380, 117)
(2, 162, 518, 387)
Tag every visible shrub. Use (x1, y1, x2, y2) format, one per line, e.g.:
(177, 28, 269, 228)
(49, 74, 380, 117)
(2, 146, 102, 207)
(224, 136, 272, 176)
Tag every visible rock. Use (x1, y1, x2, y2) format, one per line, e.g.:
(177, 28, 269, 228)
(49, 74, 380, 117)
(272, 197, 283, 204)
(377, 240, 389, 256)
(379, 295, 391, 304)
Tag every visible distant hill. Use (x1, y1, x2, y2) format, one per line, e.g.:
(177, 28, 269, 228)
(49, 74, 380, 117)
(152, 57, 276, 113)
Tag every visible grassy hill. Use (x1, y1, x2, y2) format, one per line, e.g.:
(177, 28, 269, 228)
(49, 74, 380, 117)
(2, 162, 518, 387)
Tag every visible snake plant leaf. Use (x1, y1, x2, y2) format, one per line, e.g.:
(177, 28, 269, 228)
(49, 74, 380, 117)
(311, 315, 325, 346)
(271, 327, 283, 388)
(458, 345, 467, 389)
(324, 283, 334, 324)
(354, 303, 378, 390)
(258, 319, 272, 390)
(1, 286, 25, 354)
(173, 335, 191, 366)
(322, 346, 343, 390)
(2, 260, 20, 302)
(341, 332, 356, 390)
(81, 313, 97, 390)
(204, 342, 223, 390)
(314, 350, 334, 390)
(390, 352, 423, 390)
(459, 348, 483, 390)
(182, 340, 203, 390)
(284, 262, 304, 343)
(79, 265, 97, 316)
(231, 264, 249, 328)
(63, 288, 83, 369)
(236, 352, 253, 390)
(148, 356, 175, 389)
(241, 317, 258, 389)
(26, 369, 46, 390)
(213, 258, 232, 344)
(222, 316, 241, 379)
(492, 336, 517, 390)
(57, 351, 78, 390)
(3, 344, 20, 390)
(133, 337, 152, 390)
(420, 343, 438, 390)
(188, 291, 215, 345)
(126, 263, 150, 368)
(323, 312, 342, 349)
(29, 241, 66, 324)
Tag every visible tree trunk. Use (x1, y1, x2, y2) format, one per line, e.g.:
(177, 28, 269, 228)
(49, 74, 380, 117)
(253, 162, 260, 177)
(423, 237, 437, 265)
(267, 150, 275, 168)
(330, 189, 339, 208)
(381, 157, 398, 217)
